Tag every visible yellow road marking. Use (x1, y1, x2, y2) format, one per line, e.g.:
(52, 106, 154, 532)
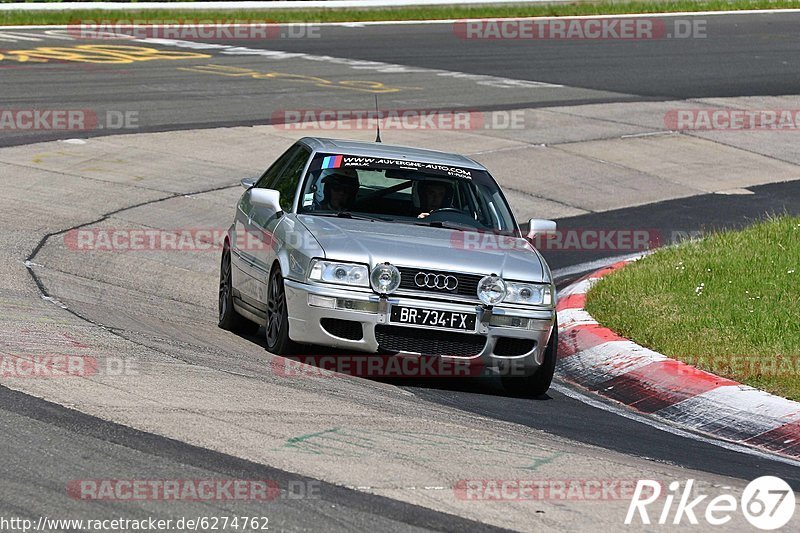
(177, 64, 256, 77)
(0, 45, 210, 65)
(179, 64, 420, 94)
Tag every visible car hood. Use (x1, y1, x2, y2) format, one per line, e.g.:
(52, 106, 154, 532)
(296, 215, 548, 283)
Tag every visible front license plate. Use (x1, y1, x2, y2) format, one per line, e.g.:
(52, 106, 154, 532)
(390, 306, 476, 331)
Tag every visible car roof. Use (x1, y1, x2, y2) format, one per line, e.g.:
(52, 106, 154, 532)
(298, 137, 487, 171)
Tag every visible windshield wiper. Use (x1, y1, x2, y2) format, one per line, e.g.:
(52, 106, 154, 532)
(414, 220, 473, 231)
(313, 211, 392, 222)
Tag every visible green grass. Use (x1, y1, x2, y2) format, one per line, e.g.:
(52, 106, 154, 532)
(2, 1, 800, 26)
(585, 216, 800, 401)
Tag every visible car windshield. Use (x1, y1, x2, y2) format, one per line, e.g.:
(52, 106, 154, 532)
(297, 153, 518, 235)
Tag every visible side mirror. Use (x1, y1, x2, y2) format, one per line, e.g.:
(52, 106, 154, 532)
(250, 188, 281, 212)
(241, 177, 257, 189)
(527, 218, 557, 239)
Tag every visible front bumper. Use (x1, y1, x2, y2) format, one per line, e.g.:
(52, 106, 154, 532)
(284, 279, 555, 376)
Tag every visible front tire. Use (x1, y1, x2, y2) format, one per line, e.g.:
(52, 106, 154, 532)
(501, 318, 558, 397)
(218, 244, 260, 335)
(266, 267, 297, 355)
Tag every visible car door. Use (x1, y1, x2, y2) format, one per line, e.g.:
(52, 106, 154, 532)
(232, 143, 310, 309)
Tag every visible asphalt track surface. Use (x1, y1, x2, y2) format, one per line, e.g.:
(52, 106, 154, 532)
(215, 12, 800, 99)
(2, 13, 800, 531)
(2, 11, 800, 147)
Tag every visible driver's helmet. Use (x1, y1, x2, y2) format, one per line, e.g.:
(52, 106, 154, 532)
(315, 168, 359, 208)
(412, 178, 455, 211)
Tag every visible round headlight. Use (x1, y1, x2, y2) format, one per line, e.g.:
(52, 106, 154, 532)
(348, 268, 367, 285)
(477, 275, 506, 306)
(370, 263, 401, 294)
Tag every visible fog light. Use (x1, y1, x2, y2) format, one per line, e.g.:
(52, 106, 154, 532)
(308, 294, 335, 309)
(336, 299, 379, 313)
(477, 275, 506, 306)
(370, 262, 401, 295)
(490, 315, 533, 329)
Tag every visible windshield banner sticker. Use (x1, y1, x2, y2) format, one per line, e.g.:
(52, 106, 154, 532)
(318, 154, 474, 179)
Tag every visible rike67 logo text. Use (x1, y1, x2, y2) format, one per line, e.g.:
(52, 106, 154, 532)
(626, 477, 795, 530)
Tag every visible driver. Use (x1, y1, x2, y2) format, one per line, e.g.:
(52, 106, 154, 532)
(315, 169, 359, 211)
(417, 180, 452, 218)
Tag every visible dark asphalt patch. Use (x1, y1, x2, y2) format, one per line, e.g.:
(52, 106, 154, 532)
(0, 384, 512, 533)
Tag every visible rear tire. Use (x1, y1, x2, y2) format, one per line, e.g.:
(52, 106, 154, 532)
(501, 318, 558, 397)
(266, 267, 297, 355)
(218, 244, 261, 336)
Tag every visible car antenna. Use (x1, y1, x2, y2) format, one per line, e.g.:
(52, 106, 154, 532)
(374, 95, 382, 143)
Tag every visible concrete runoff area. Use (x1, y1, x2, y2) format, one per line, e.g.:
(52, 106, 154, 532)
(1, 93, 800, 530)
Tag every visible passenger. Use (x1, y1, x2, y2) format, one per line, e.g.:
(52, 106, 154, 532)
(417, 180, 452, 218)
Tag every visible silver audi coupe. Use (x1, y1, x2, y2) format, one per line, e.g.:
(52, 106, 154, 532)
(219, 137, 558, 395)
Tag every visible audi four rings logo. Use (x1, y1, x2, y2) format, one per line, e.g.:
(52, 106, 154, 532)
(414, 272, 458, 291)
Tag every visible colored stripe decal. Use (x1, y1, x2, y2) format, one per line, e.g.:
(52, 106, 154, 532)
(321, 155, 343, 169)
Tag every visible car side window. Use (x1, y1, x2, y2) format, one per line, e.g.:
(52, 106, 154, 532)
(254, 145, 300, 190)
(274, 145, 311, 211)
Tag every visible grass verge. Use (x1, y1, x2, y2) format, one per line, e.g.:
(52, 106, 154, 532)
(585, 215, 800, 401)
(2, 1, 800, 26)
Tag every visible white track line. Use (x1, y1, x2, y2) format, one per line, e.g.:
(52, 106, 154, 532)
(0, 32, 42, 42)
(0, 31, 46, 40)
(552, 382, 800, 468)
(0, 1, 564, 12)
(38, 31, 75, 41)
(3, 9, 800, 29)
(133, 36, 560, 89)
(552, 252, 645, 282)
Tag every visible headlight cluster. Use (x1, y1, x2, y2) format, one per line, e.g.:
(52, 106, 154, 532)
(308, 260, 402, 293)
(505, 281, 553, 306)
(308, 259, 369, 287)
(478, 275, 552, 306)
